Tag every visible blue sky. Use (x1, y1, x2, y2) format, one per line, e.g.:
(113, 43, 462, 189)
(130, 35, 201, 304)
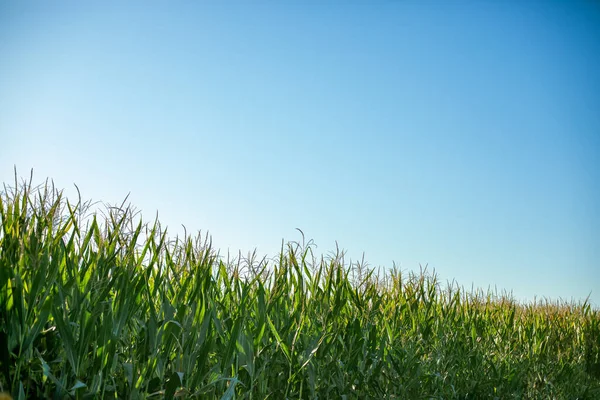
(1, 1, 599, 305)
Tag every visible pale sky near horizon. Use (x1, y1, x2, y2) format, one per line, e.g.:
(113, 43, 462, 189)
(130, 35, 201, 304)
(1, 1, 599, 306)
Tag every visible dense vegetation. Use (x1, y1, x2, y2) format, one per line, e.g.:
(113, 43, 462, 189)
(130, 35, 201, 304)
(1, 176, 599, 399)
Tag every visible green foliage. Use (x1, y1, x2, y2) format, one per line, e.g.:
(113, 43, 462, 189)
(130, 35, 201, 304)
(1, 176, 599, 399)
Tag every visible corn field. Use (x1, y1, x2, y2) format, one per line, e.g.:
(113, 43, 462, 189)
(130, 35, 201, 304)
(1, 176, 599, 399)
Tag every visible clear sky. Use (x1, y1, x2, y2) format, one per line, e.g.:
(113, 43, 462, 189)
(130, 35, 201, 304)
(1, 1, 599, 306)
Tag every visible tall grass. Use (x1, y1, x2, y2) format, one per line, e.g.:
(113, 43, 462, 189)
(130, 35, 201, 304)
(1, 175, 599, 399)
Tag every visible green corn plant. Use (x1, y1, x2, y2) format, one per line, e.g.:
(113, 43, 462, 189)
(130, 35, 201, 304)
(1, 175, 599, 399)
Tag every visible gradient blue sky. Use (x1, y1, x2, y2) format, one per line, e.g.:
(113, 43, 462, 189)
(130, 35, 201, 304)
(1, 1, 599, 305)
